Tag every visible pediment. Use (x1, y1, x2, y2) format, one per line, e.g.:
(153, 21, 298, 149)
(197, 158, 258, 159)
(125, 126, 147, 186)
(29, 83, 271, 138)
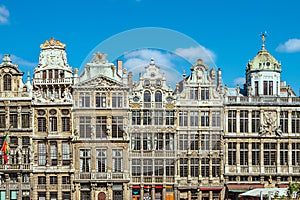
(75, 75, 123, 88)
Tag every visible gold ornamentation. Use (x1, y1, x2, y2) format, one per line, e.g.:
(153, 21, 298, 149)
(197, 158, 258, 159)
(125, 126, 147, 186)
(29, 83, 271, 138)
(129, 103, 141, 108)
(40, 38, 66, 49)
(165, 103, 175, 108)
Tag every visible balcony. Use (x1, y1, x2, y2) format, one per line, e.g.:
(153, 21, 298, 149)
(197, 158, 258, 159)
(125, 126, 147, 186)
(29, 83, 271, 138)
(264, 166, 276, 173)
(293, 167, 300, 173)
(240, 166, 248, 173)
(33, 78, 72, 85)
(80, 173, 91, 179)
(37, 184, 46, 190)
(61, 184, 71, 190)
(0, 91, 30, 98)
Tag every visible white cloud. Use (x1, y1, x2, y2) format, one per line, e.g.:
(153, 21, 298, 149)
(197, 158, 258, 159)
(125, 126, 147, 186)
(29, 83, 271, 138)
(0, 54, 37, 68)
(123, 49, 182, 86)
(174, 46, 216, 64)
(276, 38, 300, 53)
(124, 49, 175, 69)
(0, 5, 9, 24)
(234, 77, 245, 85)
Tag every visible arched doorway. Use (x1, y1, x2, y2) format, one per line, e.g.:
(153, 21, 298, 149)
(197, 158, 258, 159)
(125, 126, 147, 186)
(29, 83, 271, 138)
(98, 192, 106, 200)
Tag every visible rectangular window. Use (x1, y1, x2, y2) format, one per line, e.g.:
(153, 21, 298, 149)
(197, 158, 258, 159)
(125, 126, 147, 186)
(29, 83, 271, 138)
(179, 111, 188, 126)
(154, 111, 163, 125)
(10, 107, 18, 128)
(252, 111, 260, 133)
(190, 158, 199, 177)
(201, 158, 209, 177)
(0, 110, 5, 128)
(166, 111, 174, 125)
(264, 143, 277, 165)
(50, 142, 57, 166)
(79, 93, 90, 107)
(38, 176, 46, 184)
(201, 87, 209, 100)
(132, 159, 141, 176)
(165, 133, 174, 151)
(212, 133, 220, 150)
(143, 133, 152, 151)
(112, 116, 123, 138)
(280, 111, 288, 133)
(155, 159, 164, 176)
(62, 176, 70, 184)
(240, 110, 248, 133)
(96, 116, 107, 139)
(22, 114, 30, 128)
(80, 116, 91, 138)
(143, 110, 152, 125)
(228, 142, 236, 165)
(280, 143, 288, 165)
(62, 142, 70, 165)
(201, 111, 209, 127)
(165, 159, 175, 176)
(190, 87, 198, 100)
(112, 93, 123, 108)
(263, 81, 273, 95)
(190, 111, 198, 126)
(292, 111, 300, 133)
(255, 81, 258, 96)
(38, 142, 46, 166)
(112, 149, 123, 172)
(212, 158, 220, 177)
(80, 149, 91, 172)
(240, 142, 248, 165)
(180, 158, 188, 177)
(62, 192, 70, 200)
(143, 159, 153, 176)
(179, 134, 188, 151)
(95, 93, 106, 108)
(131, 133, 141, 150)
(212, 111, 220, 127)
(49, 117, 57, 132)
(62, 117, 70, 132)
(292, 143, 300, 165)
(38, 192, 46, 200)
(190, 133, 198, 151)
(155, 133, 163, 150)
(22, 148, 30, 164)
(50, 176, 57, 184)
(201, 134, 210, 151)
(252, 142, 260, 165)
(96, 149, 107, 173)
(228, 110, 236, 133)
(132, 111, 141, 125)
(50, 192, 57, 200)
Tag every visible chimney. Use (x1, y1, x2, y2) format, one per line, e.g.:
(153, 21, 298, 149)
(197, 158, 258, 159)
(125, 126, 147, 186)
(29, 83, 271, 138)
(117, 60, 122, 77)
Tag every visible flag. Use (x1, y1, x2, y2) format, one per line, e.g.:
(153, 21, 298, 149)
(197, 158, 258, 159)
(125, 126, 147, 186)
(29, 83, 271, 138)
(1, 134, 9, 164)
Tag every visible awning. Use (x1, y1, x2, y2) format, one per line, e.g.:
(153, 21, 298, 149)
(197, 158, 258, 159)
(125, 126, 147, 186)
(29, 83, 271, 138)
(239, 188, 288, 198)
(226, 184, 264, 193)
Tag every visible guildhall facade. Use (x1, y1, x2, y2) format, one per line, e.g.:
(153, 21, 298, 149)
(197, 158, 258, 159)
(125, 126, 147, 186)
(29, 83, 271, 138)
(0, 35, 299, 200)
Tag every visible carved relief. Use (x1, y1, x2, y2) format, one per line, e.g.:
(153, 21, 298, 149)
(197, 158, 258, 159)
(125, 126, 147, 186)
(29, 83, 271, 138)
(259, 111, 282, 136)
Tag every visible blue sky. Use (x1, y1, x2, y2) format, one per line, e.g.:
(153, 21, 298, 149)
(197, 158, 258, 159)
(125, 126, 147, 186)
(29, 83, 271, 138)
(1, 0, 300, 93)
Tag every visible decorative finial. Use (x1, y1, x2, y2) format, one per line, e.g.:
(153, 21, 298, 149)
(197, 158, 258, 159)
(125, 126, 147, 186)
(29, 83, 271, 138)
(260, 31, 268, 50)
(150, 58, 154, 65)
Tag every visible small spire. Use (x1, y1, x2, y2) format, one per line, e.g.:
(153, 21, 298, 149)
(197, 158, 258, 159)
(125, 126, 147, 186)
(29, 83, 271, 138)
(27, 72, 30, 82)
(260, 31, 268, 50)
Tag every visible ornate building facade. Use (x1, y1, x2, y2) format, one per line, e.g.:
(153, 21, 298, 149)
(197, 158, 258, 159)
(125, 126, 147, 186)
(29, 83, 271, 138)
(0, 54, 33, 200)
(31, 38, 74, 200)
(223, 35, 300, 199)
(0, 35, 299, 200)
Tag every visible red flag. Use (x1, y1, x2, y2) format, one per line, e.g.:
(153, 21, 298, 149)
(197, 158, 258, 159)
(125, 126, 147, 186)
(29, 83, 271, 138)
(1, 134, 9, 164)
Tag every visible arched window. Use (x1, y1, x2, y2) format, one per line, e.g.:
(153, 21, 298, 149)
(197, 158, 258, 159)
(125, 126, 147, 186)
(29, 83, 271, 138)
(3, 74, 11, 91)
(155, 91, 162, 108)
(144, 91, 151, 108)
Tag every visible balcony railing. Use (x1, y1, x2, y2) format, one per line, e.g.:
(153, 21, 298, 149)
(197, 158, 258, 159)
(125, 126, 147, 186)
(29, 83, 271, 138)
(61, 184, 71, 190)
(264, 166, 276, 173)
(226, 96, 300, 104)
(33, 78, 72, 85)
(0, 91, 30, 98)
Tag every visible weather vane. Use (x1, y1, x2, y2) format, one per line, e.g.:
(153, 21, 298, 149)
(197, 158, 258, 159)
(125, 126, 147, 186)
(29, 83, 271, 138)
(260, 31, 268, 49)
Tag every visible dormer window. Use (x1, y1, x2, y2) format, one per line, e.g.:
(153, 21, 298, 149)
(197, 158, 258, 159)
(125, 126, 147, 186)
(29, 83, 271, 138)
(3, 74, 11, 91)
